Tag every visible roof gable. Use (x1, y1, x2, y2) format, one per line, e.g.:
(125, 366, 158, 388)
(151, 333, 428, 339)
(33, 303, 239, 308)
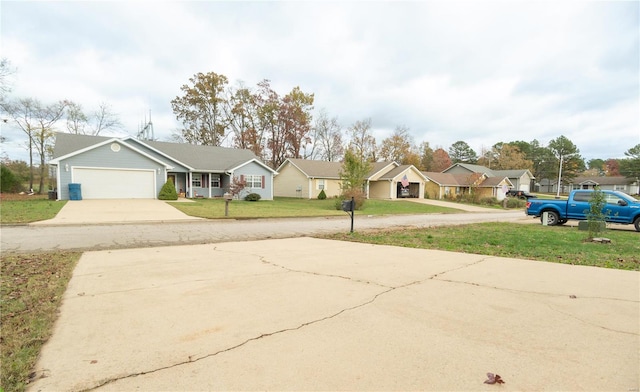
(51, 133, 271, 173)
(278, 159, 399, 180)
(50, 133, 171, 168)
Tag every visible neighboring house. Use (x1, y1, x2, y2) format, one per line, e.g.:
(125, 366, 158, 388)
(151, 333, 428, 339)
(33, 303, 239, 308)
(442, 163, 535, 192)
(49, 133, 276, 200)
(423, 171, 513, 200)
(274, 158, 428, 199)
(570, 176, 638, 194)
(536, 176, 639, 195)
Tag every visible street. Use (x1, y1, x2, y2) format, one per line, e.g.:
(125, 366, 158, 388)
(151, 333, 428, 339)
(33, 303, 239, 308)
(1, 211, 526, 253)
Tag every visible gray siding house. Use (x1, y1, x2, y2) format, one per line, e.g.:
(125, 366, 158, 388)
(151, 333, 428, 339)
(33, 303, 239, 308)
(50, 133, 276, 200)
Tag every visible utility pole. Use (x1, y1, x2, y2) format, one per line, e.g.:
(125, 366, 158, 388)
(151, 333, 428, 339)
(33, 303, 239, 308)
(556, 155, 564, 199)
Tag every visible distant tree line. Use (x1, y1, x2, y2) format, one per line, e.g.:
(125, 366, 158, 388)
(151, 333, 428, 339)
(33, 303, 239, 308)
(1, 60, 639, 194)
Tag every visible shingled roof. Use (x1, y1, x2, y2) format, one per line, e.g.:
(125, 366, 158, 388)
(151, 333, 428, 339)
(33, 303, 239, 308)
(282, 158, 399, 179)
(52, 133, 269, 172)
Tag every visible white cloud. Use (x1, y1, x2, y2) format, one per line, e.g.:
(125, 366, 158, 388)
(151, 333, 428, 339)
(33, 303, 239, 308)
(1, 1, 638, 163)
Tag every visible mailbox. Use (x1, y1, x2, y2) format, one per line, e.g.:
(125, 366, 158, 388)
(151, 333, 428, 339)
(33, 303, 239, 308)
(223, 192, 233, 201)
(341, 199, 354, 212)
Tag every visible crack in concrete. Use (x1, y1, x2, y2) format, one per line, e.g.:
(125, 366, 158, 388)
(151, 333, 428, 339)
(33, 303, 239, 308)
(434, 277, 640, 304)
(81, 286, 395, 391)
(545, 304, 639, 336)
(82, 254, 490, 391)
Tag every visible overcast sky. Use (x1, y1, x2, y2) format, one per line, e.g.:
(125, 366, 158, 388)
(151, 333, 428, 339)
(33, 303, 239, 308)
(1, 1, 639, 163)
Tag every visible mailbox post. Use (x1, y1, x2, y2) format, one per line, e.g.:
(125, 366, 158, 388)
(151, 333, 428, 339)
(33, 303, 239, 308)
(223, 192, 233, 217)
(341, 196, 355, 233)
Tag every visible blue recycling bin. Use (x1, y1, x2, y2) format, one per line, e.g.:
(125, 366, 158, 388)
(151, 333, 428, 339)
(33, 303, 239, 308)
(68, 183, 82, 200)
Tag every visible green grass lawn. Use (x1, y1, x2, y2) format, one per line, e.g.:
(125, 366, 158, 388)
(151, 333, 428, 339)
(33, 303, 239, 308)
(1, 251, 81, 392)
(0, 199, 67, 224)
(168, 197, 460, 219)
(324, 222, 640, 270)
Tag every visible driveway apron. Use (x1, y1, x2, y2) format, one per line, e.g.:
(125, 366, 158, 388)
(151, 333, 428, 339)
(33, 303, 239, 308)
(31, 199, 201, 225)
(28, 237, 639, 391)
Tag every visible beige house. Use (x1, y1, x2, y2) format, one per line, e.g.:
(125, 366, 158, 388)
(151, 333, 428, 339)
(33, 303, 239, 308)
(443, 163, 535, 193)
(423, 171, 513, 200)
(274, 158, 428, 199)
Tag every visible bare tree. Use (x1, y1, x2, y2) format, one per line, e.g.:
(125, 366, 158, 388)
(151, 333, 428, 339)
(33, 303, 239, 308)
(66, 101, 122, 135)
(347, 118, 377, 162)
(92, 102, 123, 135)
(312, 109, 343, 161)
(1, 98, 67, 192)
(0, 58, 15, 100)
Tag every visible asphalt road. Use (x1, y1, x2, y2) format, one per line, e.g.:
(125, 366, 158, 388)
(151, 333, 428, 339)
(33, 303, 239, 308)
(1, 211, 527, 253)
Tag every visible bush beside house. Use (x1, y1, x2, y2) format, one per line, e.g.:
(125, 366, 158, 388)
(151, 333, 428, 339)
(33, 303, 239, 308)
(158, 180, 178, 200)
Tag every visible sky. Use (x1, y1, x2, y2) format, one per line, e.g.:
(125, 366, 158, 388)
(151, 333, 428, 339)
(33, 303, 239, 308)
(1, 1, 639, 164)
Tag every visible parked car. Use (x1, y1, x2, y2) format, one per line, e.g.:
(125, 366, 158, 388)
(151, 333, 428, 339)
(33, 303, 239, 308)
(506, 190, 537, 199)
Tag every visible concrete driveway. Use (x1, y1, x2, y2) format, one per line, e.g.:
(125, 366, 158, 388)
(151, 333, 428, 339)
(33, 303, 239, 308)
(32, 199, 201, 225)
(28, 237, 639, 391)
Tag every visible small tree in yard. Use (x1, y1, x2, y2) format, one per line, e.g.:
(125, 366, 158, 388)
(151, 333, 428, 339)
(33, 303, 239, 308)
(227, 175, 247, 199)
(158, 180, 178, 200)
(585, 187, 608, 239)
(337, 148, 371, 210)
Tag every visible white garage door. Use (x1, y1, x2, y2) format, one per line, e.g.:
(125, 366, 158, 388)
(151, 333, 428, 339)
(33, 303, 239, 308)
(72, 168, 156, 199)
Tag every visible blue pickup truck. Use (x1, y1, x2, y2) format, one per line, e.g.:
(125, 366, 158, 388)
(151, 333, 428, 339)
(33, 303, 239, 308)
(525, 190, 640, 232)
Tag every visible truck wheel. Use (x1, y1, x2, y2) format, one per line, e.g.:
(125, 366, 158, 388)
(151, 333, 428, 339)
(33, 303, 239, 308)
(540, 211, 559, 226)
(634, 217, 640, 232)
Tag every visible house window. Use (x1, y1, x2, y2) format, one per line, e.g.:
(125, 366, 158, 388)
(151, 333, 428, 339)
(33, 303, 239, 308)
(192, 174, 202, 187)
(614, 185, 626, 191)
(317, 179, 325, 190)
(210, 174, 221, 188)
(245, 175, 262, 188)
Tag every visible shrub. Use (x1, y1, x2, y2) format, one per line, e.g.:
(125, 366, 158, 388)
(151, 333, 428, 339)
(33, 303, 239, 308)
(317, 189, 327, 200)
(334, 188, 366, 210)
(158, 180, 178, 200)
(505, 198, 526, 209)
(244, 193, 261, 201)
(0, 165, 23, 193)
(480, 197, 498, 206)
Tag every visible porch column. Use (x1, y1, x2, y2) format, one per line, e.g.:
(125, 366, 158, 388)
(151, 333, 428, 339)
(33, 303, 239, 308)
(208, 173, 212, 198)
(188, 172, 192, 198)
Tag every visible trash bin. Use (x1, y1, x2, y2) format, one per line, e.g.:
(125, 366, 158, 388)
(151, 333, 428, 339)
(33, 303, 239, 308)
(48, 189, 57, 200)
(68, 183, 82, 200)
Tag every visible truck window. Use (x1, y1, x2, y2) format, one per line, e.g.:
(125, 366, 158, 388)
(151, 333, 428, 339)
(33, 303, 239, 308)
(605, 194, 623, 205)
(573, 192, 592, 202)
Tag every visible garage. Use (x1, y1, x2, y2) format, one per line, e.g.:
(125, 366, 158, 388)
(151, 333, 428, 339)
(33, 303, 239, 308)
(72, 168, 156, 199)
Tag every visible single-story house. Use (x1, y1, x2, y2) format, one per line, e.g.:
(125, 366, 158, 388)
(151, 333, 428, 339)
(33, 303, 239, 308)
(274, 158, 428, 199)
(49, 133, 276, 200)
(537, 176, 639, 195)
(442, 163, 535, 193)
(423, 171, 513, 200)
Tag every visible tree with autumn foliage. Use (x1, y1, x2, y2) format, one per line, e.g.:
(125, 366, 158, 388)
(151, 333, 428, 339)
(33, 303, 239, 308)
(431, 148, 452, 172)
(225, 82, 262, 156)
(418, 141, 434, 171)
(604, 159, 620, 176)
(171, 72, 229, 146)
(478, 143, 533, 170)
(379, 126, 416, 164)
(280, 86, 314, 162)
